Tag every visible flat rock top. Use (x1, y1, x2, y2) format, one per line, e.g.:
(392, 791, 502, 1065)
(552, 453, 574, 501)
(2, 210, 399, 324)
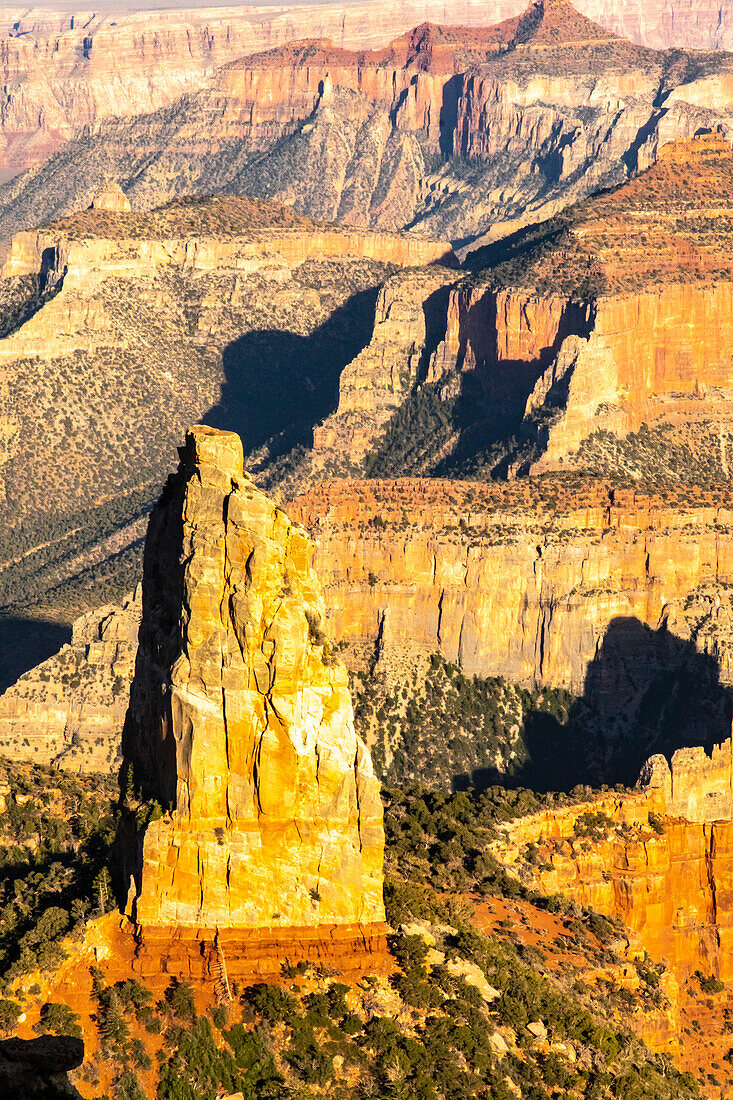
(43, 194, 317, 242)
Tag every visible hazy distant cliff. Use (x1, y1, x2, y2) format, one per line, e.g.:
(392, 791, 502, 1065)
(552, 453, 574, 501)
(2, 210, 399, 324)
(3, 0, 733, 247)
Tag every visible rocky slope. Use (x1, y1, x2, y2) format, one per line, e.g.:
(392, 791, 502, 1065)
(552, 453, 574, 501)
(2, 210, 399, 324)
(121, 425, 385, 933)
(3, 0, 733, 247)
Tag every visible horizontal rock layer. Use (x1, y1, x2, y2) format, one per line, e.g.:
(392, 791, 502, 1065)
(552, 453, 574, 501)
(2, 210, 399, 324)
(3, 2, 733, 247)
(7, 477, 733, 773)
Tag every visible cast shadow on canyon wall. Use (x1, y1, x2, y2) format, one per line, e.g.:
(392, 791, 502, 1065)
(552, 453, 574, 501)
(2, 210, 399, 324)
(465, 616, 732, 795)
(202, 286, 380, 459)
(0, 615, 72, 693)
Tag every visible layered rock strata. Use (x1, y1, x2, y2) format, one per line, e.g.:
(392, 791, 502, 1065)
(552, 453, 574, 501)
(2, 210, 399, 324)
(7, 477, 733, 773)
(332, 134, 733, 481)
(0, 0, 518, 183)
(0, 0, 732, 186)
(0, 591, 139, 772)
(122, 425, 385, 931)
(495, 736, 733, 983)
(292, 478, 733, 693)
(4, 1, 733, 247)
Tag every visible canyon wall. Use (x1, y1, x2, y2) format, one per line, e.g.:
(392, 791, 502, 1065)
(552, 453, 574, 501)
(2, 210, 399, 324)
(122, 426, 385, 931)
(1, 0, 732, 185)
(4, 1, 733, 248)
(292, 479, 733, 691)
(6, 477, 733, 773)
(0, 0, 513, 183)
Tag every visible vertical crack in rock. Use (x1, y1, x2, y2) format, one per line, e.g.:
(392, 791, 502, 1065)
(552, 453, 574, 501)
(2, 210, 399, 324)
(121, 425, 385, 931)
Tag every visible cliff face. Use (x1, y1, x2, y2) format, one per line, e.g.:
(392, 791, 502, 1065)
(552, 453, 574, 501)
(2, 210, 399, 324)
(4, 0, 733, 247)
(122, 426, 385, 931)
(291, 479, 733, 694)
(520, 135, 733, 474)
(342, 134, 733, 484)
(495, 739, 733, 985)
(0, 0, 521, 185)
(1, 0, 732, 188)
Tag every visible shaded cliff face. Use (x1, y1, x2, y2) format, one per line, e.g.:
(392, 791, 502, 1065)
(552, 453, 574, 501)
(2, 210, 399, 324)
(122, 425, 384, 929)
(3, 0, 733, 248)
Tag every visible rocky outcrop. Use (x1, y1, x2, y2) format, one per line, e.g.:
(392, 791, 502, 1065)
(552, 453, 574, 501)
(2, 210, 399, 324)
(311, 266, 456, 475)
(122, 426, 385, 931)
(641, 741, 733, 823)
(494, 735, 733, 983)
(90, 183, 131, 213)
(0, 592, 139, 772)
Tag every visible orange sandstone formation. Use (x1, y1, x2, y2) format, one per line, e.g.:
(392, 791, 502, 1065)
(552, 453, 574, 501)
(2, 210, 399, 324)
(291, 478, 733, 692)
(121, 426, 385, 933)
(495, 738, 733, 982)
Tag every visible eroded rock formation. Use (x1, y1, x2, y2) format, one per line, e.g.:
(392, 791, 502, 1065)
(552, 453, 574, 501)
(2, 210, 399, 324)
(0, 0, 516, 184)
(495, 736, 733, 984)
(0, 591, 139, 772)
(122, 425, 385, 931)
(325, 133, 733, 482)
(0, 0, 731, 189)
(4, 1, 733, 247)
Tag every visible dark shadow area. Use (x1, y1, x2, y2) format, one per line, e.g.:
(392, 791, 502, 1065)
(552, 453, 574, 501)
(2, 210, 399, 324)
(439, 75, 462, 159)
(417, 284, 452, 382)
(203, 286, 380, 458)
(508, 616, 733, 793)
(438, 293, 593, 476)
(0, 615, 72, 694)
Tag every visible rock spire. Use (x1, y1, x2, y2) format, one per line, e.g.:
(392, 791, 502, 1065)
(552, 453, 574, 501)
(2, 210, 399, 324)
(122, 425, 385, 930)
